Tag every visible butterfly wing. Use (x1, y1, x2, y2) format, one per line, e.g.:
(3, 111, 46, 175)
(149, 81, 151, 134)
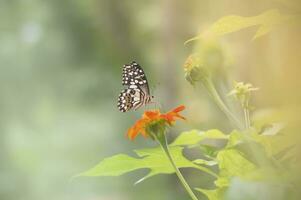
(117, 87, 143, 112)
(118, 61, 152, 112)
(122, 61, 150, 94)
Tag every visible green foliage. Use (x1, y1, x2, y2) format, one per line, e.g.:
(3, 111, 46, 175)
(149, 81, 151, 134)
(76, 7, 301, 200)
(79, 124, 298, 199)
(195, 129, 298, 200)
(182, 30, 301, 198)
(199, 144, 220, 159)
(185, 9, 296, 44)
(193, 159, 217, 166)
(77, 131, 221, 184)
(195, 188, 225, 200)
(171, 129, 227, 146)
(217, 149, 256, 178)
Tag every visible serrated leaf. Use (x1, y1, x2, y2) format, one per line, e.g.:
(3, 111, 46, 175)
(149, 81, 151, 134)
(185, 9, 295, 44)
(193, 159, 217, 166)
(77, 154, 141, 177)
(77, 146, 217, 183)
(226, 130, 245, 148)
(171, 129, 227, 146)
(252, 108, 284, 130)
(252, 9, 293, 39)
(260, 123, 285, 136)
(214, 177, 229, 187)
(195, 188, 225, 200)
(199, 144, 220, 159)
(252, 130, 296, 158)
(217, 149, 256, 177)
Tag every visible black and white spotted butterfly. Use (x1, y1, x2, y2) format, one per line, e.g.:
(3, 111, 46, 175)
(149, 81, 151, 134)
(117, 61, 154, 112)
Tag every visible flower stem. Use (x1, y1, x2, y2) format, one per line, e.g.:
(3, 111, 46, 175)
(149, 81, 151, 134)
(243, 101, 251, 129)
(202, 78, 244, 130)
(243, 108, 251, 129)
(155, 133, 198, 200)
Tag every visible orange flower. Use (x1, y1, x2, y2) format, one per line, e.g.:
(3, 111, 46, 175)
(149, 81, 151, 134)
(127, 105, 186, 140)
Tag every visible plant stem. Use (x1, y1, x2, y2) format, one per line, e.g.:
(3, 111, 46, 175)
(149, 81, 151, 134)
(243, 108, 249, 129)
(155, 133, 198, 200)
(247, 109, 251, 128)
(243, 99, 251, 129)
(243, 108, 251, 129)
(202, 78, 244, 130)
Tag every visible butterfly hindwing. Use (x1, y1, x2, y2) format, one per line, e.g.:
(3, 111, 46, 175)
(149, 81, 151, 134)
(117, 89, 134, 112)
(117, 87, 142, 112)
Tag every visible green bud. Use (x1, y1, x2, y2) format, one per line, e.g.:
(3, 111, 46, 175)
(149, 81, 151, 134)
(145, 119, 167, 141)
(184, 54, 210, 85)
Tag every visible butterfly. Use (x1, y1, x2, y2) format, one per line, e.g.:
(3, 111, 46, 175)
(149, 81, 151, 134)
(117, 61, 154, 112)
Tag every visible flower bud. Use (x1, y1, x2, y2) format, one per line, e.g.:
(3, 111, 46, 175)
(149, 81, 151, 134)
(184, 54, 210, 85)
(184, 38, 234, 86)
(145, 119, 167, 140)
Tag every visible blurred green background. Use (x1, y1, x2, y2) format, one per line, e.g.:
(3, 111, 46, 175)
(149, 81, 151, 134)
(0, 0, 300, 200)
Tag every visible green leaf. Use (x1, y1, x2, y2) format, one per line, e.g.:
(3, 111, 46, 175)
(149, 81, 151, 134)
(195, 188, 225, 200)
(252, 108, 284, 131)
(260, 123, 285, 136)
(217, 149, 256, 178)
(185, 9, 295, 44)
(199, 144, 220, 159)
(77, 146, 217, 184)
(251, 108, 298, 159)
(77, 154, 141, 177)
(214, 177, 229, 187)
(171, 129, 227, 146)
(193, 159, 217, 166)
(226, 130, 246, 148)
(252, 130, 296, 158)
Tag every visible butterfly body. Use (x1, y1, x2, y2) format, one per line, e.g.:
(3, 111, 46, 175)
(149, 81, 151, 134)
(117, 61, 153, 112)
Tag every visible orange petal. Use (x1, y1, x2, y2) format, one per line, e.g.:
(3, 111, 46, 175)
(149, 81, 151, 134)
(160, 114, 173, 123)
(126, 105, 186, 140)
(140, 129, 148, 138)
(174, 113, 186, 120)
(127, 118, 146, 140)
(144, 110, 160, 119)
(127, 127, 137, 140)
(172, 105, 185, 113)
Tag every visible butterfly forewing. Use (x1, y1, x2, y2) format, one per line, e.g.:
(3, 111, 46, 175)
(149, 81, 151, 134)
(122, 62, 149, 92)
(118, 61, 152, 112)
